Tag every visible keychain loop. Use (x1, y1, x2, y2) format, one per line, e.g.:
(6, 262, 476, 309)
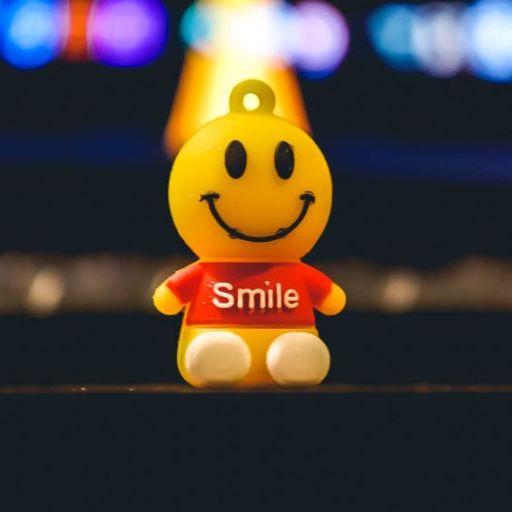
(229, 79, 276, 115)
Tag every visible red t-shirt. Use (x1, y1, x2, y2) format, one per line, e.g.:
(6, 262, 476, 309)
(165, 262, 333, 327)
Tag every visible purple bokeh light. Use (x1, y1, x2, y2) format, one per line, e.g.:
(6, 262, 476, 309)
(292, 1, 350, 77)
(89, 0, 167, 66)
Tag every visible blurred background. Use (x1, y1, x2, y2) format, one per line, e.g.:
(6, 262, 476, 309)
(0, 0, 511, 387)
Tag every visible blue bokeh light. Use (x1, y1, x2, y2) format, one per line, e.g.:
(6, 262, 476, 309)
(1, 0, 63, 68)
(368, 4, 417, 71)
(180, 3, 215, 54)
(368, 4, 418, 71)
(465, 0, 512, 82)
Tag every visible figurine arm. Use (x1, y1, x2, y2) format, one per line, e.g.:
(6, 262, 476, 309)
(153, 262, 203, 315)
(316, 283, 346, 316)
(153, 282, 184, 315)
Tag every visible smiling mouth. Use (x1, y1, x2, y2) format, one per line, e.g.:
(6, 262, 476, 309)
(199, 191, 315, 243)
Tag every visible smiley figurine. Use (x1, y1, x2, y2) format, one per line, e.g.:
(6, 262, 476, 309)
(153, 79, 346, 388)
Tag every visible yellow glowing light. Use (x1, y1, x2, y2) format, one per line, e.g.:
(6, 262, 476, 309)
(164, 0, 310, 156)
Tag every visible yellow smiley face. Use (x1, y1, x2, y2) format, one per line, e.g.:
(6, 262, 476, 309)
(168, 80, 333, 262)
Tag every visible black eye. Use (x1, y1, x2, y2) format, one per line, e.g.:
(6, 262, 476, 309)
(225, 140, 247, 179)
(274, 141, 294, 180)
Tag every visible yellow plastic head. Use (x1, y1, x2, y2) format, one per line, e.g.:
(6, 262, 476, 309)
(168, 79, 332, 262)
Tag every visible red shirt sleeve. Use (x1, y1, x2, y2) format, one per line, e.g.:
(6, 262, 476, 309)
(300, 263, 333, 307)
(165, 262, 203, 304)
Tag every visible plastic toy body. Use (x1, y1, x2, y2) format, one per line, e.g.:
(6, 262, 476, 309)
(153, 79, 346, 388)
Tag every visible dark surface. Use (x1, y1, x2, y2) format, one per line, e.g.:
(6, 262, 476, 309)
(3, 309, 512, 511)
(3, 389, 512, 511)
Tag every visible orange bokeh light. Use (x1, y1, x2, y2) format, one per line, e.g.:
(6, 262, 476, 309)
(63, 0, 92, 61)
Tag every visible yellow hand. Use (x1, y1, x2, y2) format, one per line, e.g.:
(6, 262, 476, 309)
(153, 283, 183, 315)
(317, 284, 346, 316)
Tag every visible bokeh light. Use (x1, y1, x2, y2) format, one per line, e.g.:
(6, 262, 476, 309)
(368, 4, 417, 71)
(1, 0, 64, 68)
(369, 0, 512, 82)
(88, 0, 167, 66)
(465, 0, 512, 81)
(62, 0, 92, 61)
(180, 0, 349, 77)
(181, 1, 292, 62)
(180, 2, 216, 55)
(291, 1, 350, 77)
(412, 3, 466, 77)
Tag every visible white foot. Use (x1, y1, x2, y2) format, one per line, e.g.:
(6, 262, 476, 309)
(266, 332, 330, 387)
(185, 331, 251, 387)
